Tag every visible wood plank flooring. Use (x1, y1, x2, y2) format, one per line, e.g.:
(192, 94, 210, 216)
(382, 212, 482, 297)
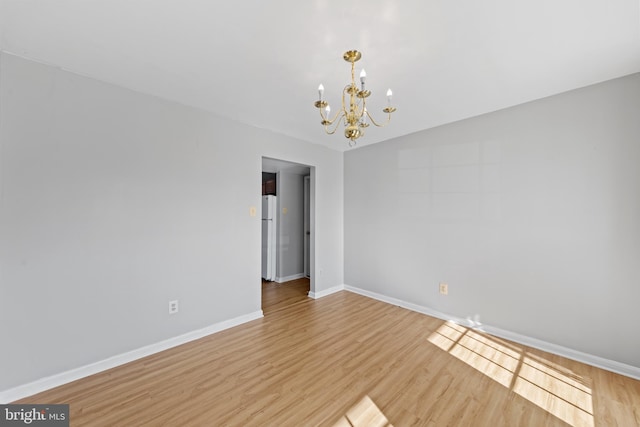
(15, 290, 640, 426)
(261, 278, 310, 315)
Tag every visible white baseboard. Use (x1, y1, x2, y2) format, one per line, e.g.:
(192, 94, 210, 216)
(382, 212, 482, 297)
(344, 285, 640, 381)
(276, 273, 305, 283)
(479, 324, 640, 381)
(308, 284, 345, 299)
(0, 310, 264, 404)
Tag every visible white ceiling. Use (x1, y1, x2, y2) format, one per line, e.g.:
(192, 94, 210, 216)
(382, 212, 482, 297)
(262, 157, 310, 175)
(1, 1, 639, 151)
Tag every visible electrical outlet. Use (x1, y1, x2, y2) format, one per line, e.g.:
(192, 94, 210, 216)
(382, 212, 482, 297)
(169, 300, 179, 314)
(439, 283, 448, 295)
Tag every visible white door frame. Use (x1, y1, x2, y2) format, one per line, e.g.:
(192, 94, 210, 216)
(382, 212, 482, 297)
(304, 175, 311, 278)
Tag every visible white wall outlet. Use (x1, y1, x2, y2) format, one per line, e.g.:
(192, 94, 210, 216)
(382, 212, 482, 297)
(169, 300, 179, 314)
(439, 283, 448, 295)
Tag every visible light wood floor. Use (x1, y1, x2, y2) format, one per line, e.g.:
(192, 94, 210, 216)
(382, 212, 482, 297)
(261, 277, 310, 315)
(15, 290, 640, 426)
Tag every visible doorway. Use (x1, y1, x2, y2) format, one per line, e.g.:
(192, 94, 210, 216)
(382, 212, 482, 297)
(261, 157, 314, 313)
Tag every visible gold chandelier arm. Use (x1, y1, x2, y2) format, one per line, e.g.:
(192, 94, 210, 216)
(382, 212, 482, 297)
(366, 109, 394, 128)
(320, 105, 346, 125)
(322, 112, 346, 135)
(342, 84, 352, 112)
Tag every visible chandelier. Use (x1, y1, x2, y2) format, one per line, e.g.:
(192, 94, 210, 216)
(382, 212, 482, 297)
(314, 50, 396, 147)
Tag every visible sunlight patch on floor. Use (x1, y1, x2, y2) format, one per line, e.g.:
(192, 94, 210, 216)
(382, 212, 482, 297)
(333, 395, 394, 427)
(428, 321, 594, 427)
(514, 354, 594, 427)
(428, 321, 519, 387)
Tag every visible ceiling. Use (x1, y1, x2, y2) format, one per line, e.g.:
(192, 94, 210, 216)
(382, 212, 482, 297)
(1, 1, 639, 152)
(263, 158, 310, 176)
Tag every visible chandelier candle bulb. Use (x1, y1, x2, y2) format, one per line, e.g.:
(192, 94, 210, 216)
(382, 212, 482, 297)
(318, 84, 324, 101)
(325, 105, 330, 116)
(387, 89, 393, 106)
(360, 69, 366, 90)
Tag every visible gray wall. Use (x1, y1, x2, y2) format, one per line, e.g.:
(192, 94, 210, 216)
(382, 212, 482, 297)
(345, 73, 640, 368)
(0, 52, 344, 391)
(276, 172, 305, 281)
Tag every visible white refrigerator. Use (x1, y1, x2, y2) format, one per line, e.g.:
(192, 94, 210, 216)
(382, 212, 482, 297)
(261, 195, 277, 281)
